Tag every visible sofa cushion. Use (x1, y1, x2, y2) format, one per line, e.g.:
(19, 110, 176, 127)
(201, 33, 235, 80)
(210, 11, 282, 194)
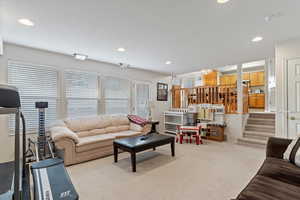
(65, 116, 112, 132)
(76, 131, 91, 138)
(76, 134, 115, 153)
(50, 126, 79, 143)
(111, 130, 142, 138)
(128, 114, 148, 126)
(89, 128, 107, 136)
(110, 115, 130, 126)
(257, 157, 300, 187)
(105, 125, 130, 133)
(64, 117, 96, 132)
(236, 175, 300, 200)
(94, 115, 112, 129)
(284, 136, 300, 167)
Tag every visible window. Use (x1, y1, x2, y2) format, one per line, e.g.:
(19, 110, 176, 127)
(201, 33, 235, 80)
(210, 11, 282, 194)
(65, 71, 99, 118)
(8, 61, 58, 133)
(102, 77, 130, 114)
(135, 83, 150, 118)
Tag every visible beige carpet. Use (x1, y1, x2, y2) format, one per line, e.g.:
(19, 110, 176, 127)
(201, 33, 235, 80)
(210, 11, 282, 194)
(68, 140, 265, 200)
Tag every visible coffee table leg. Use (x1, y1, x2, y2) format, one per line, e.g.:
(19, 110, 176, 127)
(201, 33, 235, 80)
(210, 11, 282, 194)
(171, 140, 175, 157)
(131, 152, 136, 172)
(153, 147, 156, 151)
(114, 143, 118, 163)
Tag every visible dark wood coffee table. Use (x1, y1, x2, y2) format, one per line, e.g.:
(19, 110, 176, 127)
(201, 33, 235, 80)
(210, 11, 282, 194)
(113, 133, 175, 172)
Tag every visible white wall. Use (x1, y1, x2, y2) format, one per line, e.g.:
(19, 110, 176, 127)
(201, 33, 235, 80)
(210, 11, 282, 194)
(0, 43, 168, 162)
(275, 37, 300, 138)
(224, 114, 247, 143)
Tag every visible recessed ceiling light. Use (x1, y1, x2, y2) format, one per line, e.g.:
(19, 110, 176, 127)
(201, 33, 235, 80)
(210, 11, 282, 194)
(73, 53, 88, 60)
(18, 18, 34, 26)
(217, 0, 230, 4)
(252, 36, 263, 42)
(166, 61, 172, 65)
(117, 47, 126, 52)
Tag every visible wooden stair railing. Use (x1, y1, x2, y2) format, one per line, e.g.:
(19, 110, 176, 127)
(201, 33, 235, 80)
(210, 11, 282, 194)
(172, 84, 248, 114)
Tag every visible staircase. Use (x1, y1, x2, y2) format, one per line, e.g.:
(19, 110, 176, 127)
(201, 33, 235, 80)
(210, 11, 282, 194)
(238, 113, 275, 148)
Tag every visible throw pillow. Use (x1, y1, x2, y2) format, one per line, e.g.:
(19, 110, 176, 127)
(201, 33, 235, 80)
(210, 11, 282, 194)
(283, 136, 300, 167)
(127, 115, 148, 126)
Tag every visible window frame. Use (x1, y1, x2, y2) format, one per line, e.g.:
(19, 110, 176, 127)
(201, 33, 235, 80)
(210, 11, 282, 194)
(64, 70, 100, 118)
(133, 81, 151, 118)
(7, 60, 60, 134)
(101, 76, 132, 115)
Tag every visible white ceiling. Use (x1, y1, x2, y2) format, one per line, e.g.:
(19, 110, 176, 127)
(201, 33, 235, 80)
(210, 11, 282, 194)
(1, 0, 300, 74)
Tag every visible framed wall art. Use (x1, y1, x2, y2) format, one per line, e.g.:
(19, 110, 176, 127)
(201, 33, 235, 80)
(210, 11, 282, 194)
(157, 82, 168, 101)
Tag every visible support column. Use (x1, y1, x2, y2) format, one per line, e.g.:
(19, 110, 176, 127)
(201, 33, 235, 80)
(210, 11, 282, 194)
(237, 64, 243, 114)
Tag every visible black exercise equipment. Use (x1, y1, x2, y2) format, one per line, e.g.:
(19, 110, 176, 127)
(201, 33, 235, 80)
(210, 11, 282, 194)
(29, 101, 78, 200)
(31, 158, 78, 200)
(0, 84, 30, 200)
(0, 84, 78, 200)
(26, 101, 55, 163)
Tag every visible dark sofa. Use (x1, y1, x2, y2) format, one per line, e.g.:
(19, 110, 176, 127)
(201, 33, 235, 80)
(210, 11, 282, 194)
(235, 137, 300, 200)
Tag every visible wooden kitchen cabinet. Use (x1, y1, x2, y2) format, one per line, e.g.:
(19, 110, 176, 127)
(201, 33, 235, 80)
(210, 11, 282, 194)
(257, 71, 265, 86)
(220, 74, 237, 85)
(256, 94, 265, 108)
(242, 72, 250, 81)
(203, 71, 218, 86)
(248, 94, 256, 108)
(250, 71, 265, 86)
(248, 94, 265, 108)
(230, 74, 237, 85)
(172, 85, 181, 108)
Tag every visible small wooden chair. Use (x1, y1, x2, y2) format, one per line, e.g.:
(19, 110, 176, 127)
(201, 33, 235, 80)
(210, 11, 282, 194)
(176, 125, 202, 145)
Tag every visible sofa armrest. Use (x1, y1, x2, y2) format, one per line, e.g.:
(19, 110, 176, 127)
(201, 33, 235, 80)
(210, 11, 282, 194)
(266, 137, 292, 159)
(141, 124, 151, 134)
(130, 123, 151, 134)
(54, 138, 76, 166)
(50, 126, 79, 144)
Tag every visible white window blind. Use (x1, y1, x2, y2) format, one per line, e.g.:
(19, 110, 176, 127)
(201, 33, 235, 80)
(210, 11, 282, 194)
(8, 61, 58, 133)
(65, 71, 98, 118)
(103, 77, 130, 114)
(135, 83, 150, 118)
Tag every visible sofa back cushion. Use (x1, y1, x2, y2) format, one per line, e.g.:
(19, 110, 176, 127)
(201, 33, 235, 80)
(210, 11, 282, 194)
(64, 115, 111, 132)
(64, 114, 130, 134)
(110, 115, 130, 126)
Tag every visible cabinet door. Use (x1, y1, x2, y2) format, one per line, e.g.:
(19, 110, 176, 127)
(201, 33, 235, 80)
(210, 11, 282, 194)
(248, 95, 256, 108)
(250, 72, 258, 86)
(257, 71, 265, 86)
(256, 94, 265, 108)
(221, 75, 229, 85)
(231, 75, 237, 85)
(243, 72, 250, 81)
(220, 76, 225, 85)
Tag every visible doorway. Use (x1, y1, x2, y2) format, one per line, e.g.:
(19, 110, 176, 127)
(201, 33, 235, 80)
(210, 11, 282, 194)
(287, 58, 300, 139)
